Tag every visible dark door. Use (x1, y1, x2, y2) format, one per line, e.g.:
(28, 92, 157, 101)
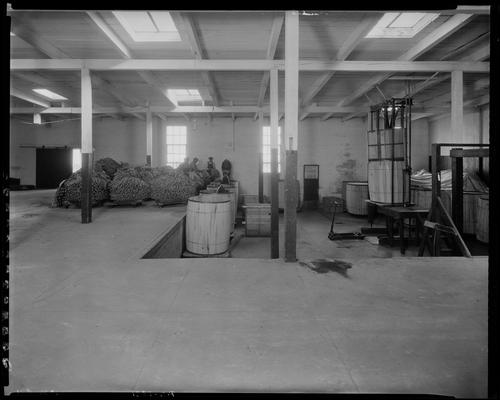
(36, 148, 73, 189)
(303, 164, 319, 209)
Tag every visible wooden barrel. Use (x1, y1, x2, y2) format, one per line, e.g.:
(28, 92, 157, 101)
(368, 160, 405, 203)
(199, 192, 234, 233)
(186, 194, 231, 255)
(346, 182, 369, 215)
(476, 196, 489, 243)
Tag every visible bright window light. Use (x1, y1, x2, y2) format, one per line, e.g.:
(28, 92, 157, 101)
(112, 11, 180, 42)
(72, 148, 81, 172)
(32, 88, 68, 101)
(10, 32, 15, 36)
(166, 126, 187, 168)
(167, 89, 202, 105)
(262, 126, 282, 173)
(366, 12, 439, 38)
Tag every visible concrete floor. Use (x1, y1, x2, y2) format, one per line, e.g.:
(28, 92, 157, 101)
(232, 210, 416, 259)
(7, 190, 488, 395)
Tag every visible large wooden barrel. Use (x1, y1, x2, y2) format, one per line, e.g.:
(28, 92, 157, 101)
(346, 182, 369, 215)
(186, 194, 231, 255)
(476, 196, 489, 243)
(368, 160, 405, 203)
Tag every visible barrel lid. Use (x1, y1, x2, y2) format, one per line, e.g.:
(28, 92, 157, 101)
(189, 194, 230, 203)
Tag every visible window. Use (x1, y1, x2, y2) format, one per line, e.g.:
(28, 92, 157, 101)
(112, 11, 180, 42)
(32, 88, 68, 101)
(166, 89, 202, 105)
(366, 12, 439, 38)
(262, 126, 281, 173)
(72, 148, 81, 172)
(166, 126, 187, 168)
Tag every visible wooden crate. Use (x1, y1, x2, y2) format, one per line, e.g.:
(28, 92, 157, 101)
(242, 194, 259, 205)
(244, 204, 271, 237)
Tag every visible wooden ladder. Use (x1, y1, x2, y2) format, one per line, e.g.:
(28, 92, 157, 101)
(418, 196, 471, 257)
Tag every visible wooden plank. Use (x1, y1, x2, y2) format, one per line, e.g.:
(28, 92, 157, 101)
(451, 70, 464, 142)
(431, 144, 441, 207)
(436, 197, 471, 257)
(451, 154, 464, 234)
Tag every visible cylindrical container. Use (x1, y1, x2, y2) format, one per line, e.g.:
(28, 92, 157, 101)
(368, 160, 406, 203)
(221, 184, 237, 229)
(476, 196, 489, 243)
(346, 182, 369, 215)
(186, 194, 231, 255)
(199, 192, 234, 233)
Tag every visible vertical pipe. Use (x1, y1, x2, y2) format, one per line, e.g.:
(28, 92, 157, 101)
(270, 68, 279, 259)
(284, 11, 299, 262)
(81, 67, 92, 223)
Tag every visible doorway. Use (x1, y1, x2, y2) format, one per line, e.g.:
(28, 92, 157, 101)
(36, 147, 73, 189)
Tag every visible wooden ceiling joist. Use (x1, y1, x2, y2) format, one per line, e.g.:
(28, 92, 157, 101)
(321, 13, 476, 121)
(299, 14, 380, 120)
(253, 14, 285, 119)
(170, 12, 221, 106)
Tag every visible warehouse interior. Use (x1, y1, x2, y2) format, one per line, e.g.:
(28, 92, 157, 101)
(7, 5, 491, 396)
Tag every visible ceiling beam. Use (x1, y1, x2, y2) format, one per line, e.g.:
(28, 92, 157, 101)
(10, 87, 51, 107)
(171, 12, 221, 106)
(322, 14, 473, 120)
(137, 71, 176, 107)
(10, 17, 70, 58)
(254, 15, 285, 118)
(86, 12, 132, 58)
(11, 59, 489, 73)
(473, 77, 489, 91)
(299, 14, 381, 120)
(321, 13, 476, 121)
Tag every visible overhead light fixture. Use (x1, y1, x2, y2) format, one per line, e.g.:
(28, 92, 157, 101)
(32, 88, 68, 101)
(112, 11, 181, 42)
(366, 12, 439, 38)
(33, 113, 41, 124)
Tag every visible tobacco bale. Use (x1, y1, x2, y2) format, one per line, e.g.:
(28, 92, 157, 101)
(64, 173, 109, 205)
(150, 172, 197, 205)
(95, 157, 121, 179)
(110, 176, 151, 202)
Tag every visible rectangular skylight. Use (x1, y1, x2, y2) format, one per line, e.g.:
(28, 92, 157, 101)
(32, 88, 68, 101)
(112, 11, 180, 42)
(167, 89, 202, 105)
(366, 12, 439, 38)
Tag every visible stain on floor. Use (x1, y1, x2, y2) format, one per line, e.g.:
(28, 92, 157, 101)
(300, 259, 353, 277)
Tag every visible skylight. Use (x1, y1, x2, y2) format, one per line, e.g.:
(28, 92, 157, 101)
(32, 88, 68, 101)
(112, 11, 180, 42)
(366, 12, 439, 38)
(167, 89, 202, 105)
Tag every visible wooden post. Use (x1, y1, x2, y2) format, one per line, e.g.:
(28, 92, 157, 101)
(451, 70, 464, 142)
(81, 67, 92, 223)
(431, 143, 441, 206)
(284, 11, 299, 262)
(270, 68, 279, 259)
(146, 104, 152, 166)
(451, 151, 463, 234)
(258, 111, 264, 203)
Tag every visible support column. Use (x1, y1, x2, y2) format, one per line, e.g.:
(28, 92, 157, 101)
(270, 68, 279, 259)
(284, 11, 299, 262)
(451, 70, 464, 142)
(258, 111, 264, 203)
(146, 104, 152, 166)
(81, 67, 93, 224)
(451, 153, 463, 234)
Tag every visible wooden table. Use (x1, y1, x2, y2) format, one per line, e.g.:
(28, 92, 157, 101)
(367, 201, 429, 254)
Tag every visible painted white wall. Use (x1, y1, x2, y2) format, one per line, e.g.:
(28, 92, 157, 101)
(428, 106, 489, 172)
(10, 114, 430, 198)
